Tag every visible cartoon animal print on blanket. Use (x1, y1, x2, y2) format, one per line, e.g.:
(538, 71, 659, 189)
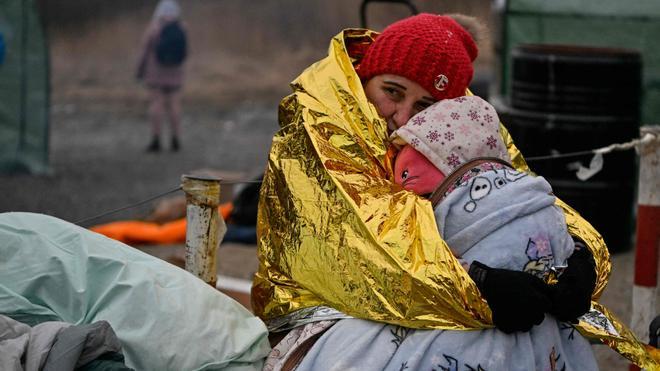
(523, 234, 554, 279)
(462, 168, 529, 213)
(463, 176, 492, 213)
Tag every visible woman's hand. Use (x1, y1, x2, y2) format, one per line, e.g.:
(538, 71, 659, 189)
(547, 244, 596, 323)
(468, 243, 597, 333)
(468, 261, 552, 334)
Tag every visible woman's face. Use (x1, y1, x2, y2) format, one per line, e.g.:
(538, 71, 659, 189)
(364, 74, 436, 133)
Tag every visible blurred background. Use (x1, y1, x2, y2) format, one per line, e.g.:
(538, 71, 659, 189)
(41, 0, 494, 109)
(0, 0, 494, 222)
(1, 1, 658, 369)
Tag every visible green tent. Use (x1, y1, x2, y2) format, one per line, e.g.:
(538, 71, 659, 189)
(0, 0, 49, 174)
(493, 0, 660, 252)
(497, 0, 660, 125)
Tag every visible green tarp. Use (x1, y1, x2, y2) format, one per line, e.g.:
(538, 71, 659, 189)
(499, 0, 660, 125)
(0, 212, 271, 370)
(0, 0, 49, 174)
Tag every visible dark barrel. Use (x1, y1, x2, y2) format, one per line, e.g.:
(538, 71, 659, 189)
(502, 44, 642, 253)
(511, 44, 642, 116)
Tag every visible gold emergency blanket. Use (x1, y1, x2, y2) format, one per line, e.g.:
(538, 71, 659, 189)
(252, 29, 658, 369)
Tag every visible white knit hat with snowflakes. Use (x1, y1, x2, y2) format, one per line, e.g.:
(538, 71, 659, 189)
(391, 96, 511, 176)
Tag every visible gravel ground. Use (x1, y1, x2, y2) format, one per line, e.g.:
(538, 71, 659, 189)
(0, 101, 279, 224)
(0, 101, 654, 370)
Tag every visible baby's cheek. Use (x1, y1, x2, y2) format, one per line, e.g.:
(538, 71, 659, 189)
(406, 180, 434, 195)
(393, 161, 406, 186)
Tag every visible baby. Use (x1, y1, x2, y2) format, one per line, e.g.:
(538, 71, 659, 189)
(391, 96, 573, 279)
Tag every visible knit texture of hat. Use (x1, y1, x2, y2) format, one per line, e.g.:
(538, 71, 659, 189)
(391, 96, 510, 176)
(357, 14, 478, 101)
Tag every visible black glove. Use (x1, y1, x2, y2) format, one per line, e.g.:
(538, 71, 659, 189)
(548, 244, 597, 323)
(469, 260, 552, 334)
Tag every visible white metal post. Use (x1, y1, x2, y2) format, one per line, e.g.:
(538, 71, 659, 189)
(181, 175, 227, 287)
(631, 126, 659, 349)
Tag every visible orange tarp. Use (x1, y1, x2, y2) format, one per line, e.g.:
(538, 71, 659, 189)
(90, 202, 233, 245)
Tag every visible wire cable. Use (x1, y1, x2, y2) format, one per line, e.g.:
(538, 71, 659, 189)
(525, 149, 599, 161)
(74, 186, 182, 226)
(525, 132, 657, 162)
(73, 179, 264, 227)
(74, 134, 657, 227)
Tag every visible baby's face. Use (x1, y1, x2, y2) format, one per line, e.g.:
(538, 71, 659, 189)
(394, 145, 446, 196)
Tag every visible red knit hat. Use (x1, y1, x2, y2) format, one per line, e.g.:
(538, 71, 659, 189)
(357, 13, 478, 101)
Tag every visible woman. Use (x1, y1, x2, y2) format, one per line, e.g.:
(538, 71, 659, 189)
(254, 13, 656, 370)
(136, 0, 187, 152)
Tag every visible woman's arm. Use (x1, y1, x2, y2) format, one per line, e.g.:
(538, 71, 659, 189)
(468, 260, 552, 333)
(468, 239, 596, 333)
(548, 241, 597, 322)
